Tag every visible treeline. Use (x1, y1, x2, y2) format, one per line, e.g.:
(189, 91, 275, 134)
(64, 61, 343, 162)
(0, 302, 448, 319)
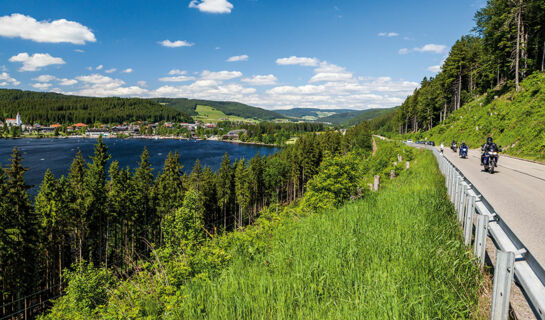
(386, 0, 545, 134)
(153, 98, 284, 121)
(0, 89, 192, 125)
(216, 121, 326, 145)
(0, 124, 372, 318)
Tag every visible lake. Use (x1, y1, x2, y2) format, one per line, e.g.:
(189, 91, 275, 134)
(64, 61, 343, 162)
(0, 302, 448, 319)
(0, 138, 279, 195)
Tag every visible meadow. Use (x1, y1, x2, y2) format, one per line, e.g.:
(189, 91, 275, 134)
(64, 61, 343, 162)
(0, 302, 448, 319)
(171, 151, 484, 319)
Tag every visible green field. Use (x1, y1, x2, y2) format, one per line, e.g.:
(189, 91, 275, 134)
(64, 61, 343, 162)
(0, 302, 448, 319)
(174, 151, 484, 319)
(192, 105, 258, 123)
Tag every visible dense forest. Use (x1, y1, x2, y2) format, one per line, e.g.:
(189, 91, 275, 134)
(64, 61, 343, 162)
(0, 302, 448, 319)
(153, 98, 284, 121)
(0, 122, 378, 318)
(380, 0, 545, 134)
(0, 89, 192, 125)
(320, 108, 393, 126)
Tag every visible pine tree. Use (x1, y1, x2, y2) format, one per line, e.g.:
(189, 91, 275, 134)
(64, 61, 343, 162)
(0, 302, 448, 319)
(4, 147, 37, 303)
(68, 151, 87, 263)
(217, 153, 233, 230)
(85, 136, 111, 264)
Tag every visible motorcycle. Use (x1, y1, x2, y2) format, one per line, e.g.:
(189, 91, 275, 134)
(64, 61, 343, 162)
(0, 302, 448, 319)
(459, 145, 468, 158)
(482, 151, 498, 174)
(451, 143, 458, 153)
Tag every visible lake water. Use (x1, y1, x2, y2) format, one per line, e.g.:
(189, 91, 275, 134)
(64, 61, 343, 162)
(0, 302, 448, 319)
(0, 138, 279, 195)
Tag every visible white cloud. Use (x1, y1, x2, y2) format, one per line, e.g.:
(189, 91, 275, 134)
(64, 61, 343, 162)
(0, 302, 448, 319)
(105, 68, 116, 73)
(32, 82, 52, 90)
(189, 0, 233, 14)
(276, 56, 319, 67)
(74, 49, 85, 53)
(159, 75, 196, 82)
(226, 54, 248, 62)
(398, 48, 409, 55)
(96, 64, 103, 70)
(159, 40, 194, 47)
(32, 74, 56, 82)
(58, 78, 77, 86)
(241, 74, 278, 86)
(168, 69, 188, 75)
(0, 13, 96, 44)
(137, 80, 147, 87)
(310, 62, 353, 83)
(0, 65, 7, 71)
(0, 72, 20, 86)
(69, 73, 147, 97)
(9, 52, 65, 71)
(201, 70, 242, 80)
(427, 65, 441, 73)
(378, 32, 399, 37)
(414, 44, 446, 54)
(122, 68, 133, 73)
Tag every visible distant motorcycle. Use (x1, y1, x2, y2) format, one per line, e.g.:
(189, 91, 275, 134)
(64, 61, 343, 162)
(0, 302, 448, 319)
(459, 145, 468, 159)
(482, 151, 499, 174)
(451, 142, 458, 153)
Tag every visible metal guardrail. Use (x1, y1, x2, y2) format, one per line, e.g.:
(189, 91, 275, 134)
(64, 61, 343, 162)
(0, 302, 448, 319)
(432, 148, 545, 320)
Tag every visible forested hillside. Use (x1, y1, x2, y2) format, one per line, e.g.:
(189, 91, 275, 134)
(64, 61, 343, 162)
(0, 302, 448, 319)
(411, 72, 545, 160)
(0, 89, 192, 124)
(153, 98, 285, 121)
(320, 108, 393, 126)
(274, 108, 353, 120)
(380, 0, 545, 135)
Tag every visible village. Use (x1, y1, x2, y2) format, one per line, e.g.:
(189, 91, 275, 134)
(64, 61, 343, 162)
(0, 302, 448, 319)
(0, 112, 249, 141)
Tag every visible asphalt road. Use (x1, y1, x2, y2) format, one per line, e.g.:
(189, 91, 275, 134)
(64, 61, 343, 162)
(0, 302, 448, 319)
(433, 145, 545, 267)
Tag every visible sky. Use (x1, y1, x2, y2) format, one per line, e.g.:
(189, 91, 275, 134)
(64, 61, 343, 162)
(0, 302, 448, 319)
(0, 0, 485, 110)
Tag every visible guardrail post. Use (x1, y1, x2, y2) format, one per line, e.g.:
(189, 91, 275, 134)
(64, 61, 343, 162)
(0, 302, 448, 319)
(474, 214, 489, 267)
(458, 189, 467, 224)
(464, 195, 475, 246)
(490, 250, 515, 320)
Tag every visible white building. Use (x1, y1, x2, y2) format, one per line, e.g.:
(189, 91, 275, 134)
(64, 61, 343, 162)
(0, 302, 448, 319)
(5, 113, 22, 127)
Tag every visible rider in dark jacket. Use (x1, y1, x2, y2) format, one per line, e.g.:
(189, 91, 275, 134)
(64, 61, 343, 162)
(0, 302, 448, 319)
(459, 142, 468, 155)
(481, 137, 499, 165)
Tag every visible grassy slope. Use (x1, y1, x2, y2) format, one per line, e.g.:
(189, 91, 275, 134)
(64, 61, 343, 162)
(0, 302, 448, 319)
(274, 108, 354, 120)
(176, 151, 482, 319)
(411, 72, 545, 161)
(193, 105, 257, 123)
(153, 98, 285, 121)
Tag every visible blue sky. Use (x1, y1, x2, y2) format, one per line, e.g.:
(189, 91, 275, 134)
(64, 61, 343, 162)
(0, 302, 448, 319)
(0, 0, 485, 110)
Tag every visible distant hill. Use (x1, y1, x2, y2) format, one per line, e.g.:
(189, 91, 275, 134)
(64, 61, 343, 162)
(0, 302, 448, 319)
(274, 108, 354, 120)
(153, 98, 285, 121)
(319, 108, 394, 126)
(0, 89, 191, 124)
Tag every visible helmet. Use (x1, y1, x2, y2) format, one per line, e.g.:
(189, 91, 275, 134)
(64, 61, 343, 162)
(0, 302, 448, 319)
(487, 137, 493, 143)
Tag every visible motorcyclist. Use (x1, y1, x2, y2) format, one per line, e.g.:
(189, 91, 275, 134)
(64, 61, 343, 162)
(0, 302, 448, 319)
(481, 137, 499, 165)
(459, 142, 468, 155)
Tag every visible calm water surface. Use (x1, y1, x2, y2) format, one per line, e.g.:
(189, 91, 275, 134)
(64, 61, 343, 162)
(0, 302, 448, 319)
(0, 138, 279, 195)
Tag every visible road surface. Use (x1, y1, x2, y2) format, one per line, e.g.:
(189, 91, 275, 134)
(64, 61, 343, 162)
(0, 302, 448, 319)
(429, 145, 545, 267)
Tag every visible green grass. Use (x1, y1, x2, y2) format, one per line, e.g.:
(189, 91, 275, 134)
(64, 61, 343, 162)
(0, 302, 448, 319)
(409, 72, 545, 161)
(173, 151, 483, 319)
(192, 105, 258, 123)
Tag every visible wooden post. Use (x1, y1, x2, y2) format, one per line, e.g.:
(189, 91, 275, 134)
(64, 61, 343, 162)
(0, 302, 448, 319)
(390, 170, 396, 179)
(373, 175, 380, 191)
(24, 297, 27, 320)
(397, 154, 402, 162)
(405, 161, 410, 170)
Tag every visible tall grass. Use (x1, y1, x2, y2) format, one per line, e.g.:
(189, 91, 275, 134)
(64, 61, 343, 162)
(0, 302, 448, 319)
(170, 151, 483, 319)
